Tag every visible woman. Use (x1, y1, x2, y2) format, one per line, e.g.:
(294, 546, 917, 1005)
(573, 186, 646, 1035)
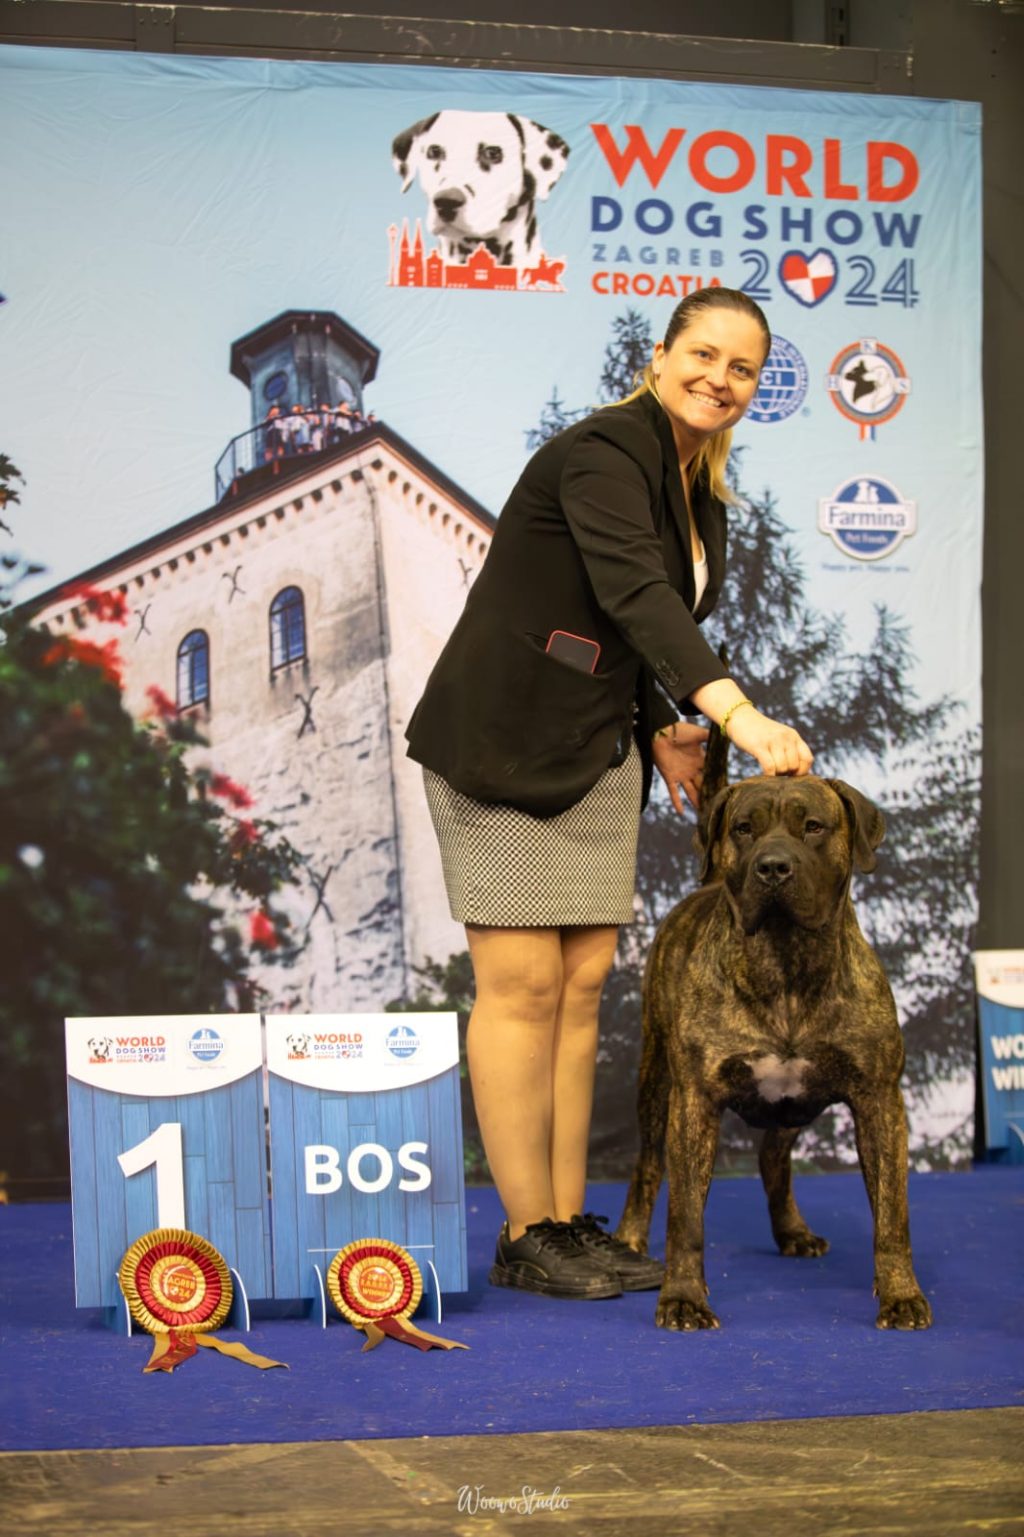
(406, 288, 813, 1300)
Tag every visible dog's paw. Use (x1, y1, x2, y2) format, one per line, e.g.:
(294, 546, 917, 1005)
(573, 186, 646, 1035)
(655, 1294, 721, 1331)
(612, 1227, 647, 1255)
(875, 1292, 933, 1330)
(777, 1229, 829, 1258)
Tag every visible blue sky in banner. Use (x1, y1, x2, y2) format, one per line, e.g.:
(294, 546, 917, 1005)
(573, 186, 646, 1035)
(0, 45, 981, 714)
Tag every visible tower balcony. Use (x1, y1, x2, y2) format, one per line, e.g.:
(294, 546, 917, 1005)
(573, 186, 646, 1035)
(214, 406, 378, 502)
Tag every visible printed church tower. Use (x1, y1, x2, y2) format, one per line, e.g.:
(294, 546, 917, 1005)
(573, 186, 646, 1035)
(33, 312, 494, 1012)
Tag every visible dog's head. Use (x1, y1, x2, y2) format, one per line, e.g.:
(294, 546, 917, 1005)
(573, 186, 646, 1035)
(391, 110, 569, 248)
(287, 1032, 310, 1057)
(696, 775, 884, 935)
(88, 1036, 112, 1060)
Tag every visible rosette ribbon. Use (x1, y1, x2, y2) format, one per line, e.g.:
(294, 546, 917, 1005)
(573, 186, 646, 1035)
(118, 1228, 287, 1374)
(326, 1239, 468, 1353)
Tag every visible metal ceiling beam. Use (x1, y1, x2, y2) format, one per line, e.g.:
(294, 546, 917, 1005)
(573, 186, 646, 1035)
(0, 1, 914, 90)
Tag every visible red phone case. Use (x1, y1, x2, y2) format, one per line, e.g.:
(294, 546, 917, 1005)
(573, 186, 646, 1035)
(546, 629, 601, 674)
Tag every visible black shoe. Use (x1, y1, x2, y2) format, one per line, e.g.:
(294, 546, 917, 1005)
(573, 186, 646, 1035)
(488, 1218, 623, 1299)
(569, 1212, 666, 1291)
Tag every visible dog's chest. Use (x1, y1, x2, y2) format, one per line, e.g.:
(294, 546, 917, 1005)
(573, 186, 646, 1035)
(717, 1045, 845, 1129)
(749, 1053, 814, 1102)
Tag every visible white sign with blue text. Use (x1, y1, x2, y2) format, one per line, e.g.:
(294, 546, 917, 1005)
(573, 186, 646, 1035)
(65, 1014, 271, 1307)
(265, 1013, 467, 1297)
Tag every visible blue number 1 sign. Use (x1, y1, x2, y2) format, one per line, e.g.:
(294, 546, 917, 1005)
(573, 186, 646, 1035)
(65, 1015, 272, 1307)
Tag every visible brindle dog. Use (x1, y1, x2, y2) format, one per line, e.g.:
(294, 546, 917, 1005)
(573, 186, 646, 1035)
(616, 728, 932, 1332)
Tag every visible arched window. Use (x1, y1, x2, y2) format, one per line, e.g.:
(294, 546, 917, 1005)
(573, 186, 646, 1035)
(270, 586, 307, 670)
(176, 630, 210, 708)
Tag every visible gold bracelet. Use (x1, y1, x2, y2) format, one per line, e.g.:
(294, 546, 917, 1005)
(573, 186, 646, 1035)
(720, 697, 753, 738)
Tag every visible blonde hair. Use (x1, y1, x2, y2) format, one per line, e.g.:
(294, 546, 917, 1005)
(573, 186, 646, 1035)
(614, 288, 771, 505)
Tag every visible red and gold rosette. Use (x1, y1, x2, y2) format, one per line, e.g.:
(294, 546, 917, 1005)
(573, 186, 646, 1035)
(119, 1229, 286, 1374)
(326, 1238, 467, 1353)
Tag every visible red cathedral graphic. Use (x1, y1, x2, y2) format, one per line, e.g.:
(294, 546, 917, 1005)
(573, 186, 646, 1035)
(387, 220, 567, 293)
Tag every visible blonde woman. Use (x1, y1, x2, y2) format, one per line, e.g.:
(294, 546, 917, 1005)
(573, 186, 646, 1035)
(407, 289, 813, 1299)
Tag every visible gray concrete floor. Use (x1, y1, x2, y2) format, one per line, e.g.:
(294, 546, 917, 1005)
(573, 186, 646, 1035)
(2, 1407, 1022, 1536)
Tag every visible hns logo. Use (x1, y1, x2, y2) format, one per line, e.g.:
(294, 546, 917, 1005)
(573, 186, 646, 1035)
(747, 336, 809, 424)
(818, 475, 917, 561)
(387, 1024, 420, 1060)
(827, 339, 911, 441)
(188, 1027, 225, 1064)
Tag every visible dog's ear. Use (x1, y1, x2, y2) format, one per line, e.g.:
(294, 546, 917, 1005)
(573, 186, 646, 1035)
(391, 113, 440, 191)
(827, 780, 886, 872)
(695, 784, 735, 884)
(509, 115, 570, 200)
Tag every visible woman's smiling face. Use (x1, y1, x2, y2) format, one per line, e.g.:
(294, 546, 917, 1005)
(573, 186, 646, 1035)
(653, 306, 767, 448)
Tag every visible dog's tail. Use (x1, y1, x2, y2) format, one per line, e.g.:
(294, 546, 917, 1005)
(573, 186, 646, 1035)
(692, 646, 731, 886)
(698, 645, 731, 815)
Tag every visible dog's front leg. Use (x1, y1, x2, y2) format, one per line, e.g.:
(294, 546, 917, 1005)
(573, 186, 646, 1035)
(849, 1084, 933, 1330)
(759, 1126, 829, 1257)
(656, 1081, 721, 1331)
(616, 1023, 669, 1255)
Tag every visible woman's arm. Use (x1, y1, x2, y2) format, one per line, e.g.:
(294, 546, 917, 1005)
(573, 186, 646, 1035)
(689, 678, 813, 778)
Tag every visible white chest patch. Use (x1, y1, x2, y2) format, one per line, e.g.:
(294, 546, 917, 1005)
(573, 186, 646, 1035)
(749, 1055, 814, 1102)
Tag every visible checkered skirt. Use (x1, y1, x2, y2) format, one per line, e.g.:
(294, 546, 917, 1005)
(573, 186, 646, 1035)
(422, 740, 643, 927)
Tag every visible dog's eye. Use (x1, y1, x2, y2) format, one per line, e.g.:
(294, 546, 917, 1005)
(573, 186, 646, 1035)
(480, 144, 504, 163)
(732, 819, 752, 837)
(426, 144, 445, 162)
(804, 819, 825, 835)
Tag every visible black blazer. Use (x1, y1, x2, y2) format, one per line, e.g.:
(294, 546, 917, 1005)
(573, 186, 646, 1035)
(405, 389, 730, 816)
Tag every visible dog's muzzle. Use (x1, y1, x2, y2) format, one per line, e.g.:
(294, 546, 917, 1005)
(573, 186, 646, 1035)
(753, 841, 795, 889)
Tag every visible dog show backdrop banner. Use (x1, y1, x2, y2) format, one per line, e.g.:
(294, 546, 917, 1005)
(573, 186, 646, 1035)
(4, 45, 982, 1173)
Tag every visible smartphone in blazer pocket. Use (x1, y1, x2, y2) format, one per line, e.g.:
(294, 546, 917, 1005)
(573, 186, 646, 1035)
(545, 630, 601, 674)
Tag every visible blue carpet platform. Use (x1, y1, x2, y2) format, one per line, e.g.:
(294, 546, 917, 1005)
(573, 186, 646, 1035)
(2, 1168, 1021, 1451)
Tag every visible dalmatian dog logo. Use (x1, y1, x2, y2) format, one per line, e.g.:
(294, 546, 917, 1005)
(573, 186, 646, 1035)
(389, 110, 570, 291)
(88, 1036, 113, 1063)
(287, 1032, 311, 1060)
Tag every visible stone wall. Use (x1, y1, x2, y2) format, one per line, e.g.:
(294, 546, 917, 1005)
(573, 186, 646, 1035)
(35, 435, 493, 1012)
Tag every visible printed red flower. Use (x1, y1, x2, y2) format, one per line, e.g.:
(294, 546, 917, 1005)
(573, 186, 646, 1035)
(41, 636, 124, 687)
(66, 581, 129, 626)
(249, 909, 280, 950)
(229, 819, 260, 852)
(209, 773, 255, 810)
(144, 684, 178, 721)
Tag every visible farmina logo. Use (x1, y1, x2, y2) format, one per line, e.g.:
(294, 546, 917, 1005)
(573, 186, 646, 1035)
(818, 474, 916, 561)
(386, 1024, 420, 1060)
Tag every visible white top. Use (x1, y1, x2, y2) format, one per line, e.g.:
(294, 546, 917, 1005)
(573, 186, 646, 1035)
(692, 541, 709, 612)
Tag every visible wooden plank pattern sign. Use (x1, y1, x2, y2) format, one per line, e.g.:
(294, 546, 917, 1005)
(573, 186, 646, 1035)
(265, 1014, 467, 1298)
(65, 1016, 272, 1307)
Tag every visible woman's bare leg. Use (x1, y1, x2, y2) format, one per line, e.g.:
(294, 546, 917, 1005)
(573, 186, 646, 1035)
(464, 925, 563, 1239)
(549, 925, 620, 1220)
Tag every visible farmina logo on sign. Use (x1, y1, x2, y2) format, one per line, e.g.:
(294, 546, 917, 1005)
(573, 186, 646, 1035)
(188, 1027, 225, 1064)
(387, 1024, 420, 1060)
(818, 475, 916, 561)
